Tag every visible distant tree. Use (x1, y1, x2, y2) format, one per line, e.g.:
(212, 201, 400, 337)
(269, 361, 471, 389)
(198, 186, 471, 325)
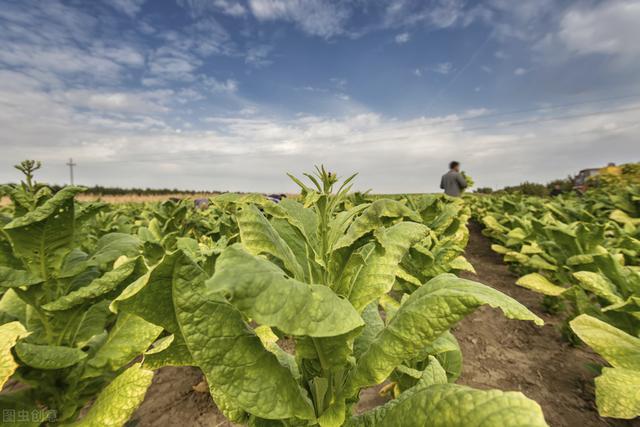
(474, 187, 493, 194)
(502, 182, 548, 197)
(546, 176, 574, 192)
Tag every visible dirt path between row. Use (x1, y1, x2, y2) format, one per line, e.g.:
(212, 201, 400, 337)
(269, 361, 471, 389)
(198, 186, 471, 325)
(131, 223, 638, 427)
(456, 222, 637, 427)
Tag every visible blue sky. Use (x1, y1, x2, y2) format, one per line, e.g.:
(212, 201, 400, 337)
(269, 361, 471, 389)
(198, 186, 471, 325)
(0, 0, 639, 192)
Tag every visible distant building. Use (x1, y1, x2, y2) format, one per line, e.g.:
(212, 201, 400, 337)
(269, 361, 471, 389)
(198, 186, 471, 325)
(574, 168, 601, 187)
(573, 163, 620, 190)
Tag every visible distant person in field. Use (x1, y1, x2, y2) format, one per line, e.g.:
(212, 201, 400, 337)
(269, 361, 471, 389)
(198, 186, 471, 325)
(440, 161, 467, 197)
(550, 184, 563, 197)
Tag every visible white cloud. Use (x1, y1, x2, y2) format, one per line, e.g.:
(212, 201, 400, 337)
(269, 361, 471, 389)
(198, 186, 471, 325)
(178, 0, 246, 17)
(93, 45, 146, 67)
(414, 62, 453, 77)
(330, 78, 347, 90)
(557, 0, 640, 58)
(1, 0, 638, 192)
(245, 45, 273, 67)
(248, 0, 351, 38)
(62, 89, 172, 113)
(395, 32, 410, 44)
(109, 0, 147, 17)
(203, 77, 239, 93)
(4, 64, 637, 192)
(383, 0, 468, 30)
(213, 0, 247, 16)
(514, 67, 527, 76)
(147, 53, 201, 82)
(432, 62, 453, 74)
(482, 0, 555, 41)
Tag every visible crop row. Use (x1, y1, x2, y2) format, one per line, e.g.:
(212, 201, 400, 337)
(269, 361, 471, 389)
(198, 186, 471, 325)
(0, 163, 550, 426)
(469, 181, 640, 420)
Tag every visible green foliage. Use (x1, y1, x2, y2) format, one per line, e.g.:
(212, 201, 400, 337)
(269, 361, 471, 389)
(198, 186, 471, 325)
(570, 315, 640, 419)
(346, 357, 547, 427)
(1, 162, 551, 426)
(113, 167, 547, 426)
(469, 184, 640, 419)
(474, 187, 493, 194)
(500, 181, 549, 197)
(461, 171, 474, 190)
(546, 177, 574, 192)
(0, 162, 158, 424)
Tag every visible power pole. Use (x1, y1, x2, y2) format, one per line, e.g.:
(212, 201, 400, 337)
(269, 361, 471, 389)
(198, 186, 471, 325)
(66, 158, 76, 185)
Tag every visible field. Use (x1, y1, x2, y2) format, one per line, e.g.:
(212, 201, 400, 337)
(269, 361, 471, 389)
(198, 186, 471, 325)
(1, 163, 639, 426)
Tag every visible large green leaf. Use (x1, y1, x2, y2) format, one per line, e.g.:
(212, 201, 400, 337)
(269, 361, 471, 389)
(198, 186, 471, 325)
(0, 321, 28, 387)
(339, 222, 429, 312)
(572, 272, 624, 305)
(277, 199, 319, 245)
(333, 200, 421, 251)
(84, 313, 162, 377)
(43, 259, 137, 311)
(593, 253, 639, 296)
(89, 233, 142, 266)
(3, 186, 84, 278)
(69, 363, 153, 427)
(0, 267, 43, 288)
(351, 383, 548, 427)
(69, 300, 111, 348)
(347, 274, 543, 391)
(207, 244, 363, 337)
(271, 217, 323, 283)
(173, 253, 315, 421)
(236, 204, 305, 280)
(143, 333, 193, 370)
(353, 302, 384, 359)
(113, 253, 181, 332)
(594, 367, 640, 419)
(15, 342, 87, 370)
(569, 315, 640, 369)
(0, 289, 27, 324)
(348, 356, 547, 427)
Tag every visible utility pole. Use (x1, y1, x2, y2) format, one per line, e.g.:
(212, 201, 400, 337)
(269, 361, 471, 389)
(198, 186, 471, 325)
(66, 158, 76, 185)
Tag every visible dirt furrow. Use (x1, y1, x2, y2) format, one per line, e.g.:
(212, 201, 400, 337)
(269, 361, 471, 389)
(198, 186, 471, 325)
(455, 222, 636, 427)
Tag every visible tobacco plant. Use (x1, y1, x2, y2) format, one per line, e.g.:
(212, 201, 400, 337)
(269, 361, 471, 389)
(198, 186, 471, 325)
(1, 163, 160, 424)
(470, 179, 640, 419)
(116, 167, 548, 426)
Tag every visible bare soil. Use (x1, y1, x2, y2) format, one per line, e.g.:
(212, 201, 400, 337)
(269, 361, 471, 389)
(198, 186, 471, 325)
(130, 223, 639, 427)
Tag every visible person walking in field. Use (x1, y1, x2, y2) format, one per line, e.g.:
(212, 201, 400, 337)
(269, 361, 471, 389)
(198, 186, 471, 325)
(440, 161, 467, 197)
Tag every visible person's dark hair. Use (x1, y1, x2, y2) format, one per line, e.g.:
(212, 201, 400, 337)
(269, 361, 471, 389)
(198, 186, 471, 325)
(449, 161, 460, 170)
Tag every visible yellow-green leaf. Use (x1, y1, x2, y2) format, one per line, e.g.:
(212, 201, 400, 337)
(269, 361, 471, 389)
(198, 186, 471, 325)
(594, 367, 640, 419)
(70, 363, 153, 427)
(0, 321, 27, 387)
(516, 273, 566, 296)
(572, 271, 624, 305)
(449, 256, 476, 273)
(569, 315, 640, 370)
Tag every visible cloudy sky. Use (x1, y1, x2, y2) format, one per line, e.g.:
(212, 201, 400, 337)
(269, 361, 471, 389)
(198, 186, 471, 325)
(1, 0, 639, 193)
